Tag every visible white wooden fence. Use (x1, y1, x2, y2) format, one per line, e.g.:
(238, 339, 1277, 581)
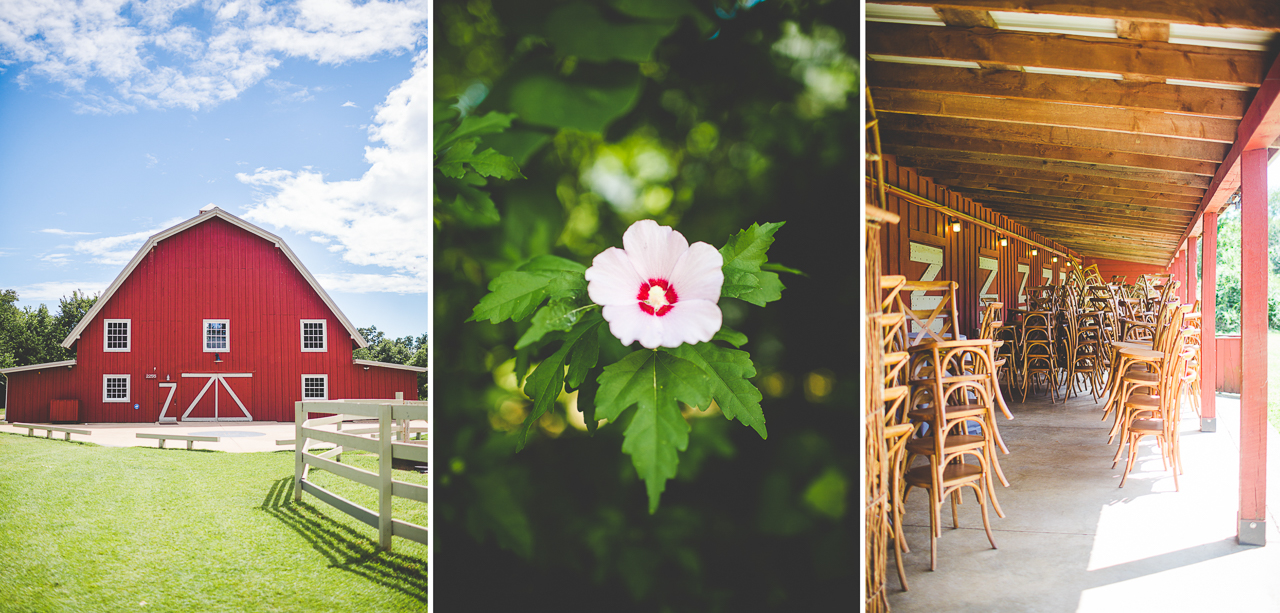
(292, 396, 429, 551)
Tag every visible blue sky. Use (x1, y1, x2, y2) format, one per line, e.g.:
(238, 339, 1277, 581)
(0, 0, 429, 339)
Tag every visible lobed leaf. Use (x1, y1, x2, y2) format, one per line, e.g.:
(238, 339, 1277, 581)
(667, 343, 766, 438)
(436, 111, 518, 152)
(718, 222, 787, 305)
(517, 313, 603, 450)
(712, 327, 748, 348)
(596, 350, 711, 513)
(471, 256, 588, 324)
(515, 299, 579, 350)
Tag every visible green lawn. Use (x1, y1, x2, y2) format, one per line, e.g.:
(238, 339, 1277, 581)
(0, 435, 427, 612)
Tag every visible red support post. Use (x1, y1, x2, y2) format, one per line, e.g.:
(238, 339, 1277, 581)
(1200, 216, 1217, 431)
(1239, 147, 1268, 546)
(1187, 235, 1198, 305)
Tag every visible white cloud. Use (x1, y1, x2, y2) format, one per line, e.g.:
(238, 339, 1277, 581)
(316, 272, 429, 294)
(145, 153, 158, 168)
(40, 253, 71, 264)
(0, 0, 428, 113)
(39, 228, 96, 236)
(239, 50, 429, 293)
(71, 217, 185, 265)
(341, 100, 356, 107)
(310, 235, 331, 244)
(13, 280, 108, 301)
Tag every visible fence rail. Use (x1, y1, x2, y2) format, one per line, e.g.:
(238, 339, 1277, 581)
(292, 394, 428, 551)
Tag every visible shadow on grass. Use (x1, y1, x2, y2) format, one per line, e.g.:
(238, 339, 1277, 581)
(259, 477, 428, 603)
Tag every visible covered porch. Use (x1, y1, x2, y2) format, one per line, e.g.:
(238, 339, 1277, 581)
(864, 1, 1280, 610)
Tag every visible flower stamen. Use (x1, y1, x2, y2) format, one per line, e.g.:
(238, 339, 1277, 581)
(637, 278, 679, 316)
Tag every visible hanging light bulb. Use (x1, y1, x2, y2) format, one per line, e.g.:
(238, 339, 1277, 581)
(999, 237, 1008, 247)
(951, 220, 961, 233)
(1031, 248, 1038, 256)
(1052, 256, 1059, 263)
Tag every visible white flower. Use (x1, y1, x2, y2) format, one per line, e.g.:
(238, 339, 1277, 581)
(585, 219, 724, 349)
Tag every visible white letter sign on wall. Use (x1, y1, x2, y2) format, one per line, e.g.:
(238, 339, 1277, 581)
(1042, 266, 1053, 286)
(1017, 263, 1030, 306)
(978, 255, 998, 309)
(909, 241, 945, 334)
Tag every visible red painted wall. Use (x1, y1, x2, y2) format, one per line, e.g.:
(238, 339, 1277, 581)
(6, 215, 417, 423)
(875, 155, 1077, 335)
(1085, 257, 1165, 286)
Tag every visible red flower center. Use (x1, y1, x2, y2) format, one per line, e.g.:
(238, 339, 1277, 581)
(637, 278, 679, 316)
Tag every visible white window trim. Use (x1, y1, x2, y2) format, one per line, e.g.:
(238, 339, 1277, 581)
(302, 374, 329, 401)
(300, 319, 327, 352)
(103, 374, 130, 403)
(203, 319, 230, 353)
(104, 319, 131, 353)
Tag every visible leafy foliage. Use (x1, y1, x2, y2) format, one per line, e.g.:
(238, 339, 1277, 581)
(433, 0, 857, 609)
(1204, 189, 1280, 334)
(0, 290, 97, 405)
(352, 326, 429, 399)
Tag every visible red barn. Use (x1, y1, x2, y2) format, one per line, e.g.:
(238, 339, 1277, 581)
(1, 207, 424, 423)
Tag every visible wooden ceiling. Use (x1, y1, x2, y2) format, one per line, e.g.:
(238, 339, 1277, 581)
(867, 0, 1280, 266)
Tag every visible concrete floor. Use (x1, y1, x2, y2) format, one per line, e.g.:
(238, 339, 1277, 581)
(887, 389, 1280, 613)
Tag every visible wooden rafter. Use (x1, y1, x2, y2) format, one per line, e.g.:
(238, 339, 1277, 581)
(897, 157, 1207, 198)
(885, 146, 1211, 187)
(868, 23, 1270, 87)
(873, 1, 1280, 31)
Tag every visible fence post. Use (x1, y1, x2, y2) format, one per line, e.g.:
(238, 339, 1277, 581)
(379, 403, 393, 551)
(294, 401, 304, 502)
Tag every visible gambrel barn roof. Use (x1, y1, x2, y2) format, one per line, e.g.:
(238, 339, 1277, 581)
(867, 1, 1280, 266)
(61, 207, 370, 350)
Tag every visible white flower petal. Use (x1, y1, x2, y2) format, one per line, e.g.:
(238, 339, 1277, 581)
(655, 300, 722, 347)
(602, 303, 665, 349)
(586, 246, 643, 306)
(623, 218, 689, 281)
(668, 242, 723, 303)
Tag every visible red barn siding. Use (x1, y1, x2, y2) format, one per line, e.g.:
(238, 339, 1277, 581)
(1085, 257, 1165, 285)
(5, 213, 418, 424)
(874, 155, 1083, 335)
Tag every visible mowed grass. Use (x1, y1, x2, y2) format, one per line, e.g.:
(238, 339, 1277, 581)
(0, 435, 427, 612)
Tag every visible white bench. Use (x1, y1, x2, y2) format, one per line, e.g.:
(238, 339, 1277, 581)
(12, 423, 91, 442)
(136, 432, 220, 450)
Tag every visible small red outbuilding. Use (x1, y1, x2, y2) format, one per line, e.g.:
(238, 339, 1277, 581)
(1, 207, 424, 423)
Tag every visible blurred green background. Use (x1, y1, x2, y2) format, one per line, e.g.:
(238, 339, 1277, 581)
(433, 0, 857, 609)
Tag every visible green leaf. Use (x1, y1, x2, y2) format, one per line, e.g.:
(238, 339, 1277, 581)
(438, 138, 524, 180)
(728, 270, 784, 307)
(712, 327, 748, 348)
(436, 111, 518, 152)
(545, 3, 678, 63)
(667, 343, 766, 438)
(720, 221, 785, 273)
(515, 299, 581, 350)
(436, 139, 478, 178)
(470, 256, 587, 324)
(596, 350, 712, 513)
(507, 71, 643, 133)
(761, 262, 808, 277)
(517, 313, 603, 449)
(719, 222, 787, 305)
(445, 183, 502, 228)
(565, 324, 600, 389)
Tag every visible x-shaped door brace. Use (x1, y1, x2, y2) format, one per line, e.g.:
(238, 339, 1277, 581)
(179, 373, 253, 422)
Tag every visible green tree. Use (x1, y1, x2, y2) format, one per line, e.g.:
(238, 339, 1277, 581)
(353, 326, 429, 399)
(434, 1, 856, 610)
(0, 289, 99, 406)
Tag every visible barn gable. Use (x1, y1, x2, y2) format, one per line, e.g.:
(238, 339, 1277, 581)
(62, 207, 368, 350)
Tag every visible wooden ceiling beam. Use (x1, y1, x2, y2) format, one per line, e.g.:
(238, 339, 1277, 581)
(867, 23, 1269, 87)
(871, 1, 1280, 31)
(1022, 229, 1183, 248)
(975, 203, 1188, 234)
(880, 114, 1229, 163)
(917, 171, 1202, 207)
(896, 156, 1207, 198)
(971, 196, 1191, 225)
(880, 130, 1217, 176)
(1115, 20, 1170, 42)
(867, 63, 1247, 119)
(934, 7, 996, 27)
(1023, 219, 1185, 241)
(949, 186, 1197, 218)
(885, 145, 1212, 188)
(873, 88, 1239, 143)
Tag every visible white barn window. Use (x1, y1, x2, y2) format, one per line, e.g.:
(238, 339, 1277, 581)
(301, 320, 327, 352)
(302, 375, 328, 400)
(104, 319, 131, 352)
(103, 374, 130, 402)
(204, 319, 229, 352)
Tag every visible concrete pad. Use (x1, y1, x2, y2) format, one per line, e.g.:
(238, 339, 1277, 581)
(887, 391, 1280, 613)
(0, 420, 426, 453)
